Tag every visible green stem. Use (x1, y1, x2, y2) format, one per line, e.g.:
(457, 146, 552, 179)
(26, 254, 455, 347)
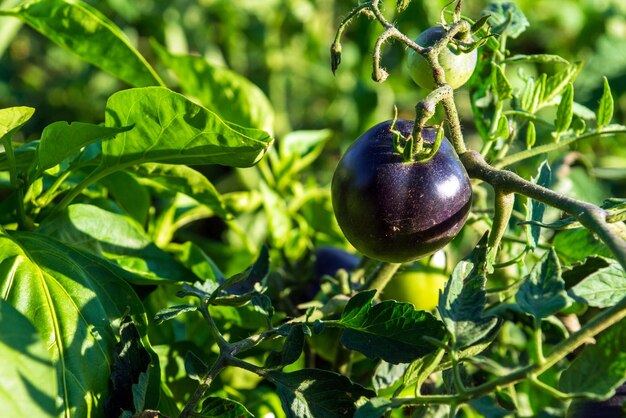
(486, 190, 514, 271)
(53, 165, 122, 214)
(533, 322, 545, 365)
(494, 129, 626, 169)
(1, 137, 26, 229)
(361, 262, 401, 298)
(34, 170, 73, 208)
(529, 375, 571, 400)
(199, 302, 230, 351)
(178, 356, 227, 418)
(450, 349, 467, 395)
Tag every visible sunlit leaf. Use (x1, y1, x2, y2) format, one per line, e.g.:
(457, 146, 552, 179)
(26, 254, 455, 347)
(0, 230, 150, 417)
(0, 299, 57, 417)
(153, 42, 274, 133)
(103, 87, 272, 168)
(1, 0, 163, 87)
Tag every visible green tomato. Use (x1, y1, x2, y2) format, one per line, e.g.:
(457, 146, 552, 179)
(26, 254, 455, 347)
(381, 269, 447, 311)
(406, 26, 477, 90)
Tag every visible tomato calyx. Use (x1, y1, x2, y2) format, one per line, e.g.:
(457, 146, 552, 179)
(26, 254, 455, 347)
(389, 108, 445, 163)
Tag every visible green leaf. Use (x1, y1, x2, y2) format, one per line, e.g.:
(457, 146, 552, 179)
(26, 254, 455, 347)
(1, 0, 162, 87)
(184, 351, 208, 382)
(505, 54, 569, 65)
(153, 42, 274, 133)
(169, 241, 225, 283)
(0, 230, 149, 417)
(373, 361, 409, 392)
(259, 180, 292, 248)
(277, 129, 333, 176)
(483, 2, 529, 39)
(569, 258, 626, 308)
(132, 163, 229, 218)
(0, 106, 34, 140)
(339, 290, 447, 364)
(268, 368, 375, 418)
(543, 62, 583, 105)
(37, 121, 131, 171)
(251, 292, 275, 321)
(265, 324, 307, 370)
(104, 316, 152, 416)
(99, 170, 150, 225)
(196, 397, 253, 418)
(354, 398, 396, 418)
(102, 87, 272, 168)
(494, 115, 509, 141)
(491, 63, 512, 101)
(38, 203, 191, 283)
(554, 228, 612, 265)
(154, 305, 198, 324)
(559, 318, 626, 398)
(396, 0, 411, 12)
(438, 242, 499, 348)
(217, 245, 270, 297)
(516, 249, 567, 321)
(597, 77, 614, 131)
(0, 140, 38, 171)
(525, 121, 536, 149)
(524, 161, 551, 249)
(554, 83, 574, 137)
(0, 299, 57, 417)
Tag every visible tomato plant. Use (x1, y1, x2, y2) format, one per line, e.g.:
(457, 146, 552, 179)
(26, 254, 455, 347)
(1, 0, 626, 417)
(331, 119, 472, 263)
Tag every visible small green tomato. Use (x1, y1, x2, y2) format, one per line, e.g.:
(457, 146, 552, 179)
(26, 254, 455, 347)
(406, 26, 477, 90)
(381, 268, 447, 311)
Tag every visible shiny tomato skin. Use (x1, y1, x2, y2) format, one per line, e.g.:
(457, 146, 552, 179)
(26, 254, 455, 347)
(331, 119, 472, 263)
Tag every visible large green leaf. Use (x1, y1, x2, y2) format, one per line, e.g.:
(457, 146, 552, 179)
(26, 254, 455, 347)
(102, 87, 273, 168)
(268, 368, 375, 418)
(132, 163, 229, 218)
(0, 0, 163, 87)
(0, 230, 150, 417)
(338, 290, 447, 364)
(559, 319, 626, 398)
(438, 242, 499, 348)
(0, 299, 57, 417)
(37, 203, 192, 283)
(37, 121, 131, 171)
(153, 42, 274, 133)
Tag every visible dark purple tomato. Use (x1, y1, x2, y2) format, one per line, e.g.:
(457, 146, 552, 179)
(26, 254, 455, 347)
(313, 246, 361, 280)
(566, 384, 626, 418)
(331, 119, 472, 263)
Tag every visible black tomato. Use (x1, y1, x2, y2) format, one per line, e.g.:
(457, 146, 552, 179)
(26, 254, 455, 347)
(313, 246, 361, 280)
(331, 119, 472, 263)
(566, 383, 626, 418)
